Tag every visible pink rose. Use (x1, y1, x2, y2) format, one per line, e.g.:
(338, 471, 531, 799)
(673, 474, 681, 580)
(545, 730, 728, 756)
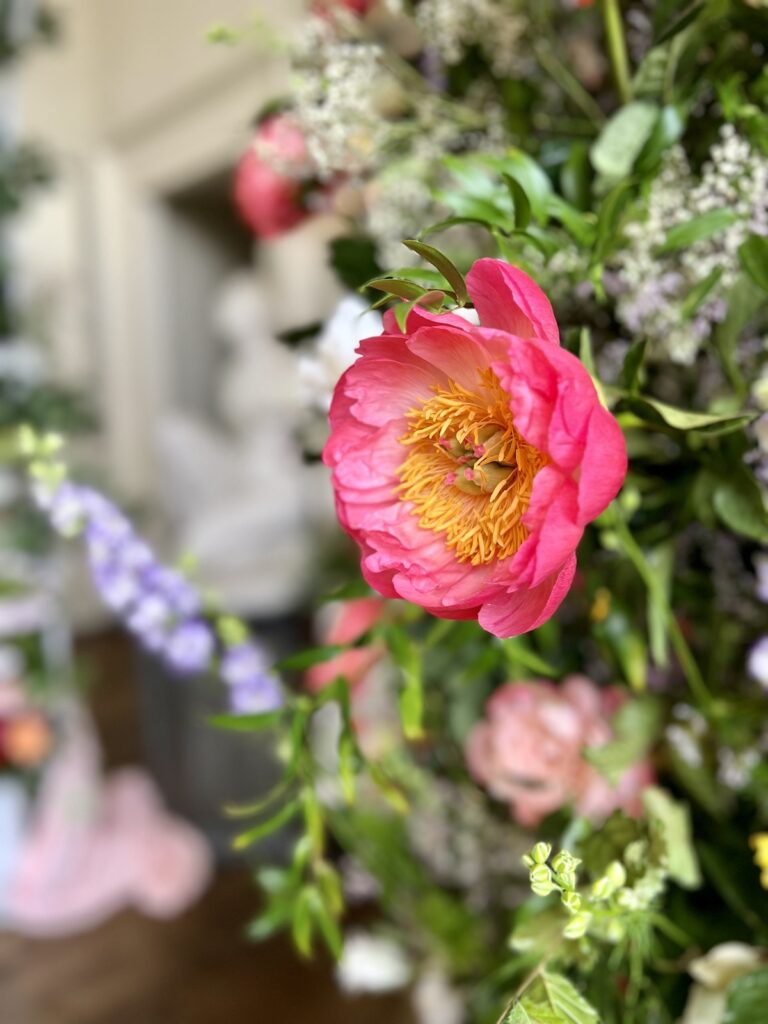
(233, 115, 313, 239)
(306, 597, 386, 692)
(324, 259, 626, 638)
(465, 676, 654, 827)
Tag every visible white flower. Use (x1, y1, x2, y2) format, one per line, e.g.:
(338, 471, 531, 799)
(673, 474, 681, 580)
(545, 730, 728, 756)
(336, 931, 412, 994)
(681, 943, 765, 1024)
(299, 296, 382, 411)
(412, 967, 465, 1024)
(747, 636, 768, 688)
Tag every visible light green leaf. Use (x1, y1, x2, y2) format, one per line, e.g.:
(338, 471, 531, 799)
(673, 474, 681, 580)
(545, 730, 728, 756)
(723, 968, 768, 1024)
(617, 393, 755, 435)
(232, 799, 301, 851)
(657, 208, 739, 255)
(527, 972, 599, 1024)
(738, 234, 768, 293)
(642, 786, 701, 889)
(585, 696, 662, 786)
(208, 710, 283, 732)
(590, 101, 659, 180)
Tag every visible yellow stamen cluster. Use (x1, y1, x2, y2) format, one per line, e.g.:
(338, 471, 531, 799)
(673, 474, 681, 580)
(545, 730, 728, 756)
(396, 369, 547, 565)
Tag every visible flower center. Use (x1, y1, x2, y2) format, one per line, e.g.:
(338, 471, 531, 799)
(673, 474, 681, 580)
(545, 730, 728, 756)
(396, 369, 547, 565)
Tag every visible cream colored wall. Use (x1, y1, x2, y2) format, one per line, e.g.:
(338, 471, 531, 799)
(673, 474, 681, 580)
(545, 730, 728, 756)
(14, 0, 315, 497)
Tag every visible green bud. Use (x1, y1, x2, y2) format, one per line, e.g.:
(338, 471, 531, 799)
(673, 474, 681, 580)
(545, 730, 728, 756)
(606, 861, 627, 888)
(561, 891, 582, 913)
(616, 887, 639, 910)
(521, 853, 535, 869)
(604, 919, 626, 944)
(531, 842, 552, 865)
(530, 865, 555, 897)
(551, 850, 581, 875)
(591, 876, 613, 901)
(563, 912, 592, 940)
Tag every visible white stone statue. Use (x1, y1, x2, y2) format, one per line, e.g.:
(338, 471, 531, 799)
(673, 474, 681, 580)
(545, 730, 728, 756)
(156, 271, 320, 617)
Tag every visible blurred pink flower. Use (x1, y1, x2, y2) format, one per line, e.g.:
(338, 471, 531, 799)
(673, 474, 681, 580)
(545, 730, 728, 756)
(233, 115, 313, 239)
(324, 258, 626, 638)
(306, 597, 385, 692)
(465, 676, 654, 827)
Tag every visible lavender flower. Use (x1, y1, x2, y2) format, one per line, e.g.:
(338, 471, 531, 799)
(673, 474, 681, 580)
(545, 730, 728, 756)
(221, 643, 284, 714)
(748, 637, 768, 690)
(165, 620, 215, 676)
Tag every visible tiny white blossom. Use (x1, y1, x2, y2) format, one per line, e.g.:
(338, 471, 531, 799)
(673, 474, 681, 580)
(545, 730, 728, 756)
(336, 932, 412, 994)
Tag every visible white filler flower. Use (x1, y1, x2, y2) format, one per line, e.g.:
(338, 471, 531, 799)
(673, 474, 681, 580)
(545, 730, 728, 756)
(336, 931, 412, 994)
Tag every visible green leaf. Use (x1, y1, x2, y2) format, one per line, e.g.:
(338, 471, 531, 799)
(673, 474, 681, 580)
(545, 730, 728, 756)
(503, 174, 532, 230)
(403, 239, 468, 304)
(232, 799, 301, 851)
(274, 645, 344, 672)
(713, 470, 768, 544)
(547, 195, 596, 247)
(738, 234, 768, 293)
(592, 179, 635, 264)
(585, 696, 662, 786)
(634, 105, 685, 174)
(387, 266, 451, 289)
(654, 0, 707, 45)
(621, 340, 647, 392)
(365, 277, 427, 301)
(579, 327, 596, 379)
(646, 544, 673, 667)
(642, 787, 701, 889)
(208, 710, 283, 731)
(497, 149, 553, 223)
(386, 625, 424, 740)
(681, 266, 723, 319)
(617, 393, 756, 435)
(523, 972, 599, 1024)
(590, 101, 659, 180)
(723, 969, 768, 1024)
(656, 209, 739, 255)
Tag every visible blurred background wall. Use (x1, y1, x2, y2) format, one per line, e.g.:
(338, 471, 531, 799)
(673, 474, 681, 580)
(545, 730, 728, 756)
(12, 0, 347, 627)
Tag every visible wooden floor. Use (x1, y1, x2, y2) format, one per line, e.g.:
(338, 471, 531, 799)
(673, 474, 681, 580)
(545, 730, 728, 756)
(0, 630, 413, 1024)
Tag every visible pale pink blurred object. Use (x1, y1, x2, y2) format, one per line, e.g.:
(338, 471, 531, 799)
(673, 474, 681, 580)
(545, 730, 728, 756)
(465, 676, 654, 827)
(306, 597, 386, 692)
(2, 704, 211, 936)
(233, 114, 314, 240)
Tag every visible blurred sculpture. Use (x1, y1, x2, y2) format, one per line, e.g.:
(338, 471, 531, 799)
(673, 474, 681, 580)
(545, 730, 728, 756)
(156, 272, 318, 617)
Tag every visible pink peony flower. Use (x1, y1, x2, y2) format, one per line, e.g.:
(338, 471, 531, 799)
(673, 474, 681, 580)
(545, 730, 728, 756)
(233, 115, 313, 240)
(324, 258, 626, 638)
(465, 676, 654, 827)
(306, 596, 385, 692)
(312, 0, 376, 15)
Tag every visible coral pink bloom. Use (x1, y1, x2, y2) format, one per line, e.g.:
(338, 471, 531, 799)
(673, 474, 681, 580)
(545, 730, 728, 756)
(312, 0, 376, 15)
(233, 115, 313, 240)
(324, 258, 626, 637)
(465, 676, 653, 828)
(306, 597, 386, 692)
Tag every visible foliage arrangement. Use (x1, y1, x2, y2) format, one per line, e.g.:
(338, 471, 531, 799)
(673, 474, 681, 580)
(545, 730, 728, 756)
(24, 1, 768, 1022)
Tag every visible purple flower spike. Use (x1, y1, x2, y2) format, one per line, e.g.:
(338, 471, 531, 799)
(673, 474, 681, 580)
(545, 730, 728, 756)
(165, 620, 215, 676)
(222, 643, 284, 714)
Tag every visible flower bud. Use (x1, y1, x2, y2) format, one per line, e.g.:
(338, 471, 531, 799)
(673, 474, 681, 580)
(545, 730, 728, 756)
(606, 861, 627, 888)
(563, 912, 592, 940)
(561, 891, 583, 914)
(531, 842, 552, 865)
(530, 865, 555, 897)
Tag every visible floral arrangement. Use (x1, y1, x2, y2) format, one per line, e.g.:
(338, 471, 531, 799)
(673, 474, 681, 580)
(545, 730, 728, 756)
(21, 0, 768, 1021)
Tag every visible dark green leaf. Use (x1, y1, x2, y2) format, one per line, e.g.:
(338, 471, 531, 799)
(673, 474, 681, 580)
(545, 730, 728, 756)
(654, 0, 707, 45)
(503, 174, 532, 230)
(274, 645, 344, 672)
(621, 340, 647, 392)
(738, 234, 768, 293)
(681, 266, 723, 319)
(713, 471, 768, 544)
(329, 236, 382, 292)
(365, 278, 426, 301)
(592, 179, 636, 264)
(403, 239, 468, 304)
(618, 394, 756, 435)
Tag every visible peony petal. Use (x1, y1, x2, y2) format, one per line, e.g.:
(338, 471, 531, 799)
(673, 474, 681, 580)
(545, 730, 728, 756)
(477, 554, 577, 638)
(467, 259, 560, 345)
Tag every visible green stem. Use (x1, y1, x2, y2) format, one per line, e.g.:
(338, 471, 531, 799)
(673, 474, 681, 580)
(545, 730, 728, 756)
(534, 44, 606, 128)
(600, 0, 632, 104)
(612, 515, 711, 709)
